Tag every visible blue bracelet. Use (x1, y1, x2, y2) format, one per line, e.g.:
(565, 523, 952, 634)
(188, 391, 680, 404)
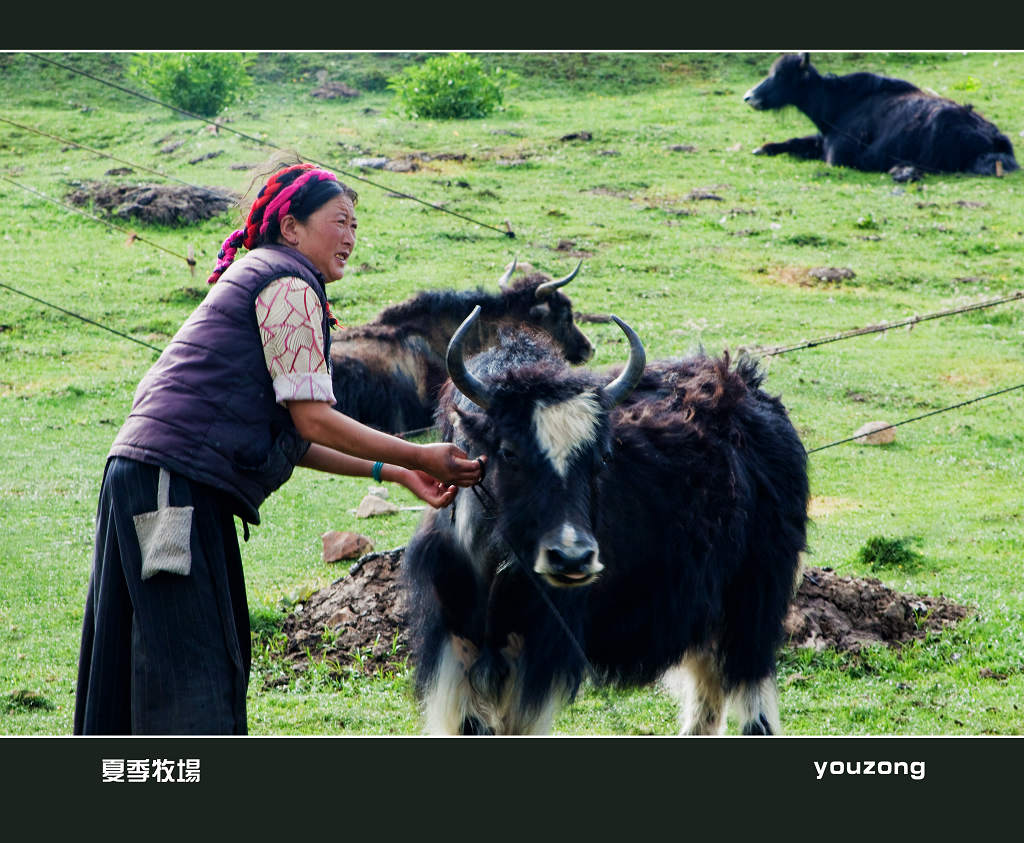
(372, 461, 384, 484)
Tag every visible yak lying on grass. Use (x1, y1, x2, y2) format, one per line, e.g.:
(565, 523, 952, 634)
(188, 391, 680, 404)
(401, 307, 809, 735)
(329, 261, 593, 434)
(744, 53, 1018, 179)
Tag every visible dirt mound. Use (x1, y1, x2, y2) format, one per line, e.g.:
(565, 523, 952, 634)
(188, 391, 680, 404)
(783, 567, 971, 651)
(282, 549, 410, 677)
(66, 181, 238, 225)
(281, 555, 973, 677)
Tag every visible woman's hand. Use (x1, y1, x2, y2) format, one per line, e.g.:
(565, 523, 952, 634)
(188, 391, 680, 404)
(399, 469, 458, 509)
(416, 443, 485, 488)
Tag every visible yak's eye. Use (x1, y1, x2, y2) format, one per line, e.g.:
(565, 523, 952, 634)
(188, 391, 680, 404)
(497, 445, 519, 465)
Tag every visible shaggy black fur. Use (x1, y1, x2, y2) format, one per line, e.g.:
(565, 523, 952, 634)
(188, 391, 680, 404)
(402, 329, 809, 733)
(745, 53, 1018, 176)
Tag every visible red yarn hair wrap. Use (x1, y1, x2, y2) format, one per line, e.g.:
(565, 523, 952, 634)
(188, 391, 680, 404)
(206, 163, 338, 284)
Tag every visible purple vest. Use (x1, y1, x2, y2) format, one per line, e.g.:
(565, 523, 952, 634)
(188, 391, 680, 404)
(109, 245, 333, 524)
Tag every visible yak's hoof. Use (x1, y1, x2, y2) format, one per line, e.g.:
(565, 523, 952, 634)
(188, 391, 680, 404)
(741, 713, 774, 736)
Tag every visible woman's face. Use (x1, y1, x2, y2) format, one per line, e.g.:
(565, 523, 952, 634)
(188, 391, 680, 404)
(281, 194, 357, 282)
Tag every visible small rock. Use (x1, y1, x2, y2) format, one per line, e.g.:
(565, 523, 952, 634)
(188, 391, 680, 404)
(355, 494, 400, 518)
(350, 157, 389, 170)
(809, 266, 856, 282)
(321, 530, 374, 563)
(667, 144, 697, 153)
(560, 131, 593, 141)
(853, 421, 896, 445)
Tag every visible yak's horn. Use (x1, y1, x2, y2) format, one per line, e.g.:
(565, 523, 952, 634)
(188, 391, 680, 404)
(535, 259, 582, 299)
(498, 257, 517, 288)
(602, 315, 646, 408)
(446, 306, 494, 410)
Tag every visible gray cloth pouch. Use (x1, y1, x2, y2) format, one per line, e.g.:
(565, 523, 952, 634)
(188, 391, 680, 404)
(134, 468, 194, 581)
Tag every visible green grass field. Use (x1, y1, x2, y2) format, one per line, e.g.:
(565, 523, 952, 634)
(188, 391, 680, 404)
(1, 51, 1022, 735)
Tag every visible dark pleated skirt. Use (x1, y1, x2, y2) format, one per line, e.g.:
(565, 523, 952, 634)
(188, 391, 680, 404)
(73, 457, 251, 735)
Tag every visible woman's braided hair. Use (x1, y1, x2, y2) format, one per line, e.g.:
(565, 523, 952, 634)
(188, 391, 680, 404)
(206, 162, 357, 285)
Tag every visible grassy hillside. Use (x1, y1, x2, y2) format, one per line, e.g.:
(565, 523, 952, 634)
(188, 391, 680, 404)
(1, 51, 1022, 735)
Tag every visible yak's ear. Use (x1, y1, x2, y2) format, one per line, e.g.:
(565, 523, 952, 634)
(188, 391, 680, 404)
(444, 402, 491, 449)
(799, 52, 810, 69)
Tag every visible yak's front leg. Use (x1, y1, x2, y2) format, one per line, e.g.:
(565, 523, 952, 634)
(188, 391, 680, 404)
(730, 675, 781, 736)
(488, 633, 571, 736)
(421, 635, 492, 734)
(753, 133, 824, 159)
(661, 651, 727, 735)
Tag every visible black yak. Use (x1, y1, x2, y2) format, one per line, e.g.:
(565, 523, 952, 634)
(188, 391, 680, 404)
(744, 53, 1018, 178)
(401, 307, 809, 734)
(329, 261, 594, 434)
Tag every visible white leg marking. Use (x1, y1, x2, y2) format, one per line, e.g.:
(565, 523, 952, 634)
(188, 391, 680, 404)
(729, 675, 781, 735)
(661, 651, 727, 735)
(422, 637, 477, 735)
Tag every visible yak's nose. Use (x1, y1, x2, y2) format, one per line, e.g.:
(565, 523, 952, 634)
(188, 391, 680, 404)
(743, 87, 763, 108)
(571, 339, 595, 364)
(535, 527, 603, 586)
(546, 545, 597, 575)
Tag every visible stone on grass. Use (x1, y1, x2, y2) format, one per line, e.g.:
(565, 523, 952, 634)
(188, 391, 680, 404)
(809, 266, 856, 282)
(321, 530, 374, 563)
(350, 157, 389, 169)
(853, 421, 896, 445)
(355, 494, 400, 518)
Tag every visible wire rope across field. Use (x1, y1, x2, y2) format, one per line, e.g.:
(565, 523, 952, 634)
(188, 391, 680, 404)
(4, 54, 1020, 457)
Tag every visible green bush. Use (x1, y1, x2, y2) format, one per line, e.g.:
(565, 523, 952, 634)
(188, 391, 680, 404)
(128, 52, 253, 118)
(855, 535, 926, 571)
(387, 53, 511, 119)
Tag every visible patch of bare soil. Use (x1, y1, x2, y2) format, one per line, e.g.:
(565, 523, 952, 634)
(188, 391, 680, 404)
(281, 555, 973, 676)
(282, 549, 410, 677)
(66, 182, 237, 225)
(784, 567, 971, 651)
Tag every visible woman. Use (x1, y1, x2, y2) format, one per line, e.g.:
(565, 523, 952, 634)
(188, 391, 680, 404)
(74, 160, 484, 734)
